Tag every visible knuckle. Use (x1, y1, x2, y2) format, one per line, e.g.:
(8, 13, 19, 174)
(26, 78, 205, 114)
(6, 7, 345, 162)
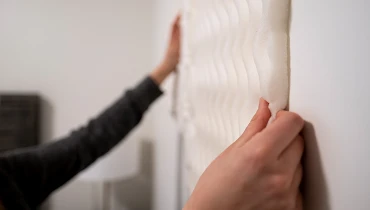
(243, 146, 269, 171)
(268, 175, 291, 194)
(288, 112, 304, 127)
(251, 145, 269, 162)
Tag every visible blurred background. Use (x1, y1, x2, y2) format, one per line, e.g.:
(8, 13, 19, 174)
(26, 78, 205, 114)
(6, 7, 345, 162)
(0, 0, 182, 209)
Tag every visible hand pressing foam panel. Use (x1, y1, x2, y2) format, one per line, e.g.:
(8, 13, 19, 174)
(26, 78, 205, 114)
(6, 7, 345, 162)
(178, 0, 290, 194)
(254, 0, 290, 120)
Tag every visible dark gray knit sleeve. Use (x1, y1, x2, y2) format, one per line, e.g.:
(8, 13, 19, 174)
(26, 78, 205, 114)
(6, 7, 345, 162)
(0, 76, 162, 209)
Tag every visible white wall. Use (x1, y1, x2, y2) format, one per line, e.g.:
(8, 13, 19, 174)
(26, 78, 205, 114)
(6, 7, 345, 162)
(290, 1, 370, 210)
(0, 0, 157, 209)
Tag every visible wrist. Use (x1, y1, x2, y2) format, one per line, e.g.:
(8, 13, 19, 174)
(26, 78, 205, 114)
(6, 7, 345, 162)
(150, 63, 172, 85)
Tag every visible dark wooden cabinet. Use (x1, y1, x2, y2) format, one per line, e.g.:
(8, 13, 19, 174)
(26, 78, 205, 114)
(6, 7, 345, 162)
(0, 95, 40, 152)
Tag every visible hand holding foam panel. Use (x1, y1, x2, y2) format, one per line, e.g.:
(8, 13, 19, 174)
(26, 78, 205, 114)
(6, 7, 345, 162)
(254, 0, 290, 120)
(179, 0, 290, 194)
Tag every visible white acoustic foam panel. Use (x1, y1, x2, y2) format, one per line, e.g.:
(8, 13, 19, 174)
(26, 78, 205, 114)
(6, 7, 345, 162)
(177, 0, 290, 193)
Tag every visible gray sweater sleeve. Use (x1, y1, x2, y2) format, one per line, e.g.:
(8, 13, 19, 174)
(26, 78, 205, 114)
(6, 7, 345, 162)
(0, 76, 162, 209)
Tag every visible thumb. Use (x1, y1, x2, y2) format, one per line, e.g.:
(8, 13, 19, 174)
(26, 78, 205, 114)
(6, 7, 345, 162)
(241, 98, 271, 141)
(232, 98, 271, 148)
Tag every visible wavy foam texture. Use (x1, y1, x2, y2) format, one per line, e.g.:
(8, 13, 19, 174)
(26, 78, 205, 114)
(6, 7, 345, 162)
(178, 0, 290, 194)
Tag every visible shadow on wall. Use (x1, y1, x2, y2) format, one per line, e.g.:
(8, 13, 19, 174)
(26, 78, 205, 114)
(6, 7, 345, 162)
(302, 122, 331, 210)
(112, 140, 154, 210)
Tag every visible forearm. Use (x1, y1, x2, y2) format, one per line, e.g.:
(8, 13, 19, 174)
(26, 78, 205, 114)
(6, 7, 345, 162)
(0, 12, 181, 209)
(0, 76, 162, 209)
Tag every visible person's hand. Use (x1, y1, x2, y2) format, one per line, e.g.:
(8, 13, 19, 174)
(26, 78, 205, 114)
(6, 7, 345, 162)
(151, 14, 181, 84)
(162, 13, 181, 72)
(184, 99, 305, 210)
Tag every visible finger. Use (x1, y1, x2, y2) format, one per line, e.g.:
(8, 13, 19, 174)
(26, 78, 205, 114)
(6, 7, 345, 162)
(295, 193, 303, 210)
(279, 135, 304, 168)
(290, 164, 303, 190)
(232, 98, 271, 148)
(175, 13, 181, 23)
(170, 14, 181, 36)
(242, 98, 271, 139)
(250, 111, 304, 158)
(172, 13, 181, 27)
